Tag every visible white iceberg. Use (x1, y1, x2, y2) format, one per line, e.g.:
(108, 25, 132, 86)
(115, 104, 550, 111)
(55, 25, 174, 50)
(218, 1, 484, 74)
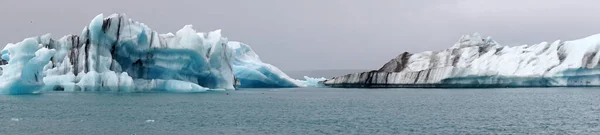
(324, 33, 600, 88)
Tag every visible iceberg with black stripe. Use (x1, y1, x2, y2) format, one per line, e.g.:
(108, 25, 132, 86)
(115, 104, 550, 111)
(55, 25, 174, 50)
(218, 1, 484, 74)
(324, 33, 600, 88)
(0, 13, 321, 94)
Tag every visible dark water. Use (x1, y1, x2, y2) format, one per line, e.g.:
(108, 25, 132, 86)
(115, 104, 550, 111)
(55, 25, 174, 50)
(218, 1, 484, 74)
(2, 88, 600, 134)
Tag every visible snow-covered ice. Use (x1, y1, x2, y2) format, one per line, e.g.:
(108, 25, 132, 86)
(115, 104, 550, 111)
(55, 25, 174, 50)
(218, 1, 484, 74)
(324, 33, 600, 87)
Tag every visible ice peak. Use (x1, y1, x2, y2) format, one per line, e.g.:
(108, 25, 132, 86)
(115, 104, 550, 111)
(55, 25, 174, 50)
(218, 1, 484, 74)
(106, 13, 126, 19)
(452, 33, 498, 49)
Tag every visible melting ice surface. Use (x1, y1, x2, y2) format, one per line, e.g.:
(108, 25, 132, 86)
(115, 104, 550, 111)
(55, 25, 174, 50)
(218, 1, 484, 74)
(0, 14, 324, 94)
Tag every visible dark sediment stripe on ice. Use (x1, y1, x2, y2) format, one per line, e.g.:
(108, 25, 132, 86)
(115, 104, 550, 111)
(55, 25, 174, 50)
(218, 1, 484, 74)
(378, 52, 412, 72)
(383, 72, 389, 84)
(413, 71, 421, 84)
(399, 52, 411, 72)
(367, 71, 374, 84)
(102, 18, 111, 33)
(557, 42, 566, 64)
(538, 43, 551, 55)
(423, 69, 431, 83)
(478, 46, 487, 56)
(149, 32, 154, 49)
(584, 52, 597, 68)
(69, 35, 81, 75)
(494, 47, 503, 55)
(110, 16, 122, 70)
(452, 55, 460, 66)
(84, 29, 90, 73)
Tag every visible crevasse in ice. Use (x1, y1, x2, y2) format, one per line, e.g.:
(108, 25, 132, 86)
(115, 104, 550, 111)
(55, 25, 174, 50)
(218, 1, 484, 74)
(0, 13, 321, 94)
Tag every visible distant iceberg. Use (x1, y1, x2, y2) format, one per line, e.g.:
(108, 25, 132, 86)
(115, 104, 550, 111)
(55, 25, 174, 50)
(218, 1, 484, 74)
(0, 13, 321, 94)
(324, 33, 600, 88)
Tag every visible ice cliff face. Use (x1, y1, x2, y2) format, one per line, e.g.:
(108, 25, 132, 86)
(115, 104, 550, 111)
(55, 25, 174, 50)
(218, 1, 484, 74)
(0, 14, 320, 94)
(324, 33, 600, 88)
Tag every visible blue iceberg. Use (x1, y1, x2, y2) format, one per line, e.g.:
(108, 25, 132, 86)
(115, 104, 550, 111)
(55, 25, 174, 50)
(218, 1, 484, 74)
(0, 13, 322, 94)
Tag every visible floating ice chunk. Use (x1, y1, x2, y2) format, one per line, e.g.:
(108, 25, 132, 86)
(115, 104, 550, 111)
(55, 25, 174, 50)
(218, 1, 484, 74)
(133, 79, 209, 92)
(10, 118, 20, 122)
(164, 80, 209, 92)
(296, 76, 327, 87)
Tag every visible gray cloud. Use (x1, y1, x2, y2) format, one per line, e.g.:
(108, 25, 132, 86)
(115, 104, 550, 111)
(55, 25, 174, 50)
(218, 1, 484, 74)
(2, 0, 600, 71)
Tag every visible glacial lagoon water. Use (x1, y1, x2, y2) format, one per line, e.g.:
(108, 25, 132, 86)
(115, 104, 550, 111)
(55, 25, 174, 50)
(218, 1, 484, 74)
(2, 88, 600, 134)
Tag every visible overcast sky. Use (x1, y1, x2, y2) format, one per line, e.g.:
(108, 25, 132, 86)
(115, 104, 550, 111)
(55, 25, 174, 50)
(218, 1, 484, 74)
(2, 0, 600, 71)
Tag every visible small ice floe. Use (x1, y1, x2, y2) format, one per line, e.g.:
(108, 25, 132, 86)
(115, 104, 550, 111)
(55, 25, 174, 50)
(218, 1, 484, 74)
(145, 119, 155, 123)
(10, 118, 20, 122)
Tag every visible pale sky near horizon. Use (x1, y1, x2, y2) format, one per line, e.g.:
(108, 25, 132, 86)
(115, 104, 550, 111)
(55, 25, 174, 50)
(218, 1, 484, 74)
(2, 0, 600, 71)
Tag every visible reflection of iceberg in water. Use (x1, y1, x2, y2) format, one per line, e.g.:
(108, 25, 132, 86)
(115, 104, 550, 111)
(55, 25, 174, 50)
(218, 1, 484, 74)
(324, 33, 600, 88)
(0, 13, 322, 94)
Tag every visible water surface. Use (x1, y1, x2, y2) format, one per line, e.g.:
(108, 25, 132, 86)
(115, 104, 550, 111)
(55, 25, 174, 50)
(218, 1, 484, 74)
(2, 88, 600, 134)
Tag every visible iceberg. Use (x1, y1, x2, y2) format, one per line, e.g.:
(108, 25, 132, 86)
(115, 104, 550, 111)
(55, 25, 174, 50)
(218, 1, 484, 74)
(228, 42, 325, 88)
(0, 13, 319, 94)
(324, 33, 600, 88)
